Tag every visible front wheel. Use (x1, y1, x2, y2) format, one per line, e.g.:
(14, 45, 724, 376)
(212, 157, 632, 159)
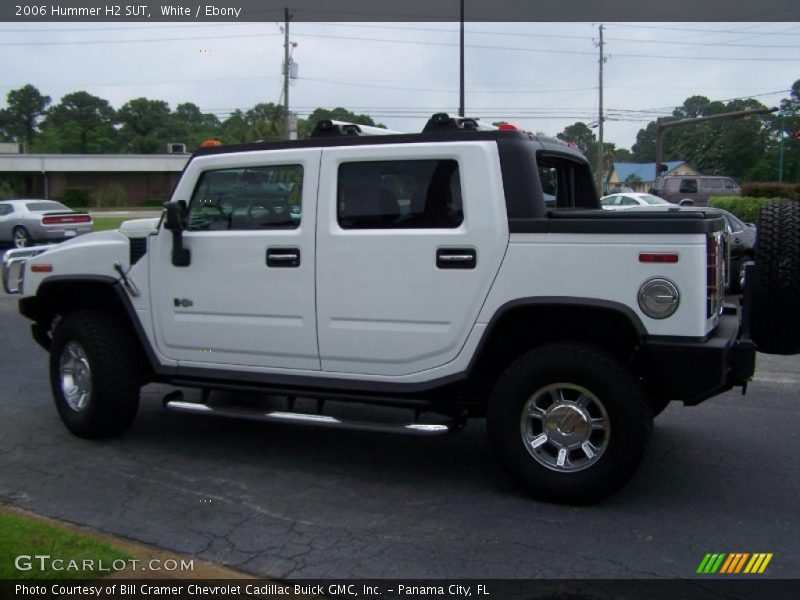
(50, 310, 142, 438)
(487, 343, 653, 504)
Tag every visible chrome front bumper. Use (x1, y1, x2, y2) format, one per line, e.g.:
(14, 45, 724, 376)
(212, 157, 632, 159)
(2, 246, 56, 294)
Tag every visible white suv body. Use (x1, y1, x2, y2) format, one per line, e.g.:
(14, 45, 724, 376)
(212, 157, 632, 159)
(5, 116, 766, 503)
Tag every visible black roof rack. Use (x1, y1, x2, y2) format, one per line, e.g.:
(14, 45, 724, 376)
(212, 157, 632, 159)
(310, 119, 402, 138)
(422, 113, 496, 133)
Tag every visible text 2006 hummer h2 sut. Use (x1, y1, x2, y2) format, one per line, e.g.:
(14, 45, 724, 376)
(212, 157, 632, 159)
(4, 114, 800, 503)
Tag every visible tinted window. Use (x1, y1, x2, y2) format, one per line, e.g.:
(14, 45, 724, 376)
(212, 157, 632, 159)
(187, 165, 303, 231)
(337, 160, 462, 229)
(679, 179, 698, 194)
(25, 201, 69, 212)
(0, 204, 13, 216)
(536, 153, 596, 209)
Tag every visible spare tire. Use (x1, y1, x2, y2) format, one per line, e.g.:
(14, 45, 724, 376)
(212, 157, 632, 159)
(750, 201, 800, 355)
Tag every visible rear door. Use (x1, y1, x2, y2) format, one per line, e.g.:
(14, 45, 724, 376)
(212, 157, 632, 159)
(315, 142, 508, 376)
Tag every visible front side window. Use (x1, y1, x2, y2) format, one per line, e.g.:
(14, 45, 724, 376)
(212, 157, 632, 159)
(337, 159, 463, 229)
(187, 165, 303, 231)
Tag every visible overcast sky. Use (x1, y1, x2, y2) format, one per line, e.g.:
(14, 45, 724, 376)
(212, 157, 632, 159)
(1, 21, 798, 150)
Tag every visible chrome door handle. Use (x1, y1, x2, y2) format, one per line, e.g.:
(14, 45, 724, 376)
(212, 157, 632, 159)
(266, 247, 300, 268)
(437, 248, 476, 269)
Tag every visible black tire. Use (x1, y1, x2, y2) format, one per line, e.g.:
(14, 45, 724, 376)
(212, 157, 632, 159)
(751, 202, 800, 355)
(12, 226, 33, 249)
(50, 310, 142, 439)
(487, 343, 653, 504)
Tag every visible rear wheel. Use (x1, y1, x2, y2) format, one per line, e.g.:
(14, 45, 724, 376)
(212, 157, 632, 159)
(50, 310, 142, 438)
(750, 202, 800, 355)
(12, 226, 32, 248)
(487, 343, 653, 504)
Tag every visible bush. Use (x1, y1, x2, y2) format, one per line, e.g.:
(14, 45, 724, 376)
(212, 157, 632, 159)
(709, 196, 794, 223)
(740, 182, 800, 201)
(145, 195, 168, 208)
(91, 183, 129, 208)
(60, 188, 93, 208)
(0, 180, 17, 200)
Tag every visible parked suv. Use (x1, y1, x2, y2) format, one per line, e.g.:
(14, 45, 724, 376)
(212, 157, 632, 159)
(652, 175, 740, 206)
(4, 114, 799, 504)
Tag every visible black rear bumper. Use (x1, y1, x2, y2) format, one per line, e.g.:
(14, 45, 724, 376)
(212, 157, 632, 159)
(642, 307, 756, 406)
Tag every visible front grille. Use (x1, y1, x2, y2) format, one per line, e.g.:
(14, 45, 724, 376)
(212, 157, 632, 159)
(129, 237, 148, 265)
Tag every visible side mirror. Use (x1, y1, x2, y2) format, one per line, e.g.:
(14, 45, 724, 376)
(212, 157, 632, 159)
(164, 200, 187, 232)
(163, 201, 191, 267)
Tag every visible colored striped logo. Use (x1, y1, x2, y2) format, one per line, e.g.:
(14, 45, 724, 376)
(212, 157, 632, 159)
(696, 553, 773, 574)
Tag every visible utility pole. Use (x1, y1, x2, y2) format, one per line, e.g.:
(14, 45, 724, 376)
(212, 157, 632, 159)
(596, 24, 605, 193)
(283, 7, 291, 140)
(778, 112, 786, 182)
(654, 107, 777, 181)
(459, 0, 465, 117)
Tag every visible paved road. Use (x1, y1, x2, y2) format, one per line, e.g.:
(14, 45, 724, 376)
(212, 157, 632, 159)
(0, 287, 798, 579)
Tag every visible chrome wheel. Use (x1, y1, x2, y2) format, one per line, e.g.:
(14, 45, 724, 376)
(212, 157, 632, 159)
(59, 341, 92, 412)
(520, 383, 610, 473)
(13, 228, 30, 248)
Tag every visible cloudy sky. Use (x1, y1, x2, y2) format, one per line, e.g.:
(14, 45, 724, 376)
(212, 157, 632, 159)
(1, 20, 798, 149)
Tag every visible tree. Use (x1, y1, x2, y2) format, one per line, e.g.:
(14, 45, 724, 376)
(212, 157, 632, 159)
(171, 102, 220, 149)
(219, 109, 250, 144)
(244, 103, 285, 141)
(38, 91, 117, 153)
(557, 122, 595, 158)
(116, 98, 174, 153)
(0, 84, 51, 149)
(630, 93, 775, 181)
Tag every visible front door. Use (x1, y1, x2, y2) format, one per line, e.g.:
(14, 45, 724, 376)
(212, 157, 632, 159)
(150, 149, 321, 370)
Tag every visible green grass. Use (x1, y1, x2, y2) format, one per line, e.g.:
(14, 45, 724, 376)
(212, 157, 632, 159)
(91, 217, 128, 232)
(0, 512, 133, 579)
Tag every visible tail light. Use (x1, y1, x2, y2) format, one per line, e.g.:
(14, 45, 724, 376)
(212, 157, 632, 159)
(706, 232, 725, 318)
(41, 214, 92, 225)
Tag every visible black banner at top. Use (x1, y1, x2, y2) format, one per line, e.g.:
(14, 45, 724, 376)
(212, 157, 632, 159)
(2, 0, 800, 22)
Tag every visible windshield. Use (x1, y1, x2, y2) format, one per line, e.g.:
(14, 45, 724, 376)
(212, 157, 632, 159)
(640, 194, 670, 205)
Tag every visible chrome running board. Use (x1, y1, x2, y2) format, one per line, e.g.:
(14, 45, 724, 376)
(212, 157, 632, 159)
(164, 396, 463, 437)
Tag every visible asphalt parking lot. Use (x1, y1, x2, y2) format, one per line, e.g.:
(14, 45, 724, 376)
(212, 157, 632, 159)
(0, 283, 798, 579)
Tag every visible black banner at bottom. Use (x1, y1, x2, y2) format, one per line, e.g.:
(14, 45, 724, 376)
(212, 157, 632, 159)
(2, 579, 798, 600)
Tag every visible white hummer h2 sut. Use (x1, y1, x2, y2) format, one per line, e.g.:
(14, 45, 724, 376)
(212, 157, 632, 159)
(5, 114, 800, 503)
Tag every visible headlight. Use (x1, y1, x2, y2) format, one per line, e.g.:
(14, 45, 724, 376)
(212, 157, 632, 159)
(638, 278, 680, 319)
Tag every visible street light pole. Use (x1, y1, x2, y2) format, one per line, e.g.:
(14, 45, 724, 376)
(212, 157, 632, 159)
(459, 0, 465, 117)
(284, 7, 291, 140)
(596, 24, 605, 193)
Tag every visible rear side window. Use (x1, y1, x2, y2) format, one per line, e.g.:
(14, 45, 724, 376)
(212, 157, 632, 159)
(337, 159, 463, 229)
(25, 201, 68, 212)
(0, 204, 13, 216)
(187, 165, 303, 231)
(679, 179, 698, 194)
(537, 153, 596, 209)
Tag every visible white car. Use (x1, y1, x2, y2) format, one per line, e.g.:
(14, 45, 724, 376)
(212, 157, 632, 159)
(600, 192, 671, 210)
